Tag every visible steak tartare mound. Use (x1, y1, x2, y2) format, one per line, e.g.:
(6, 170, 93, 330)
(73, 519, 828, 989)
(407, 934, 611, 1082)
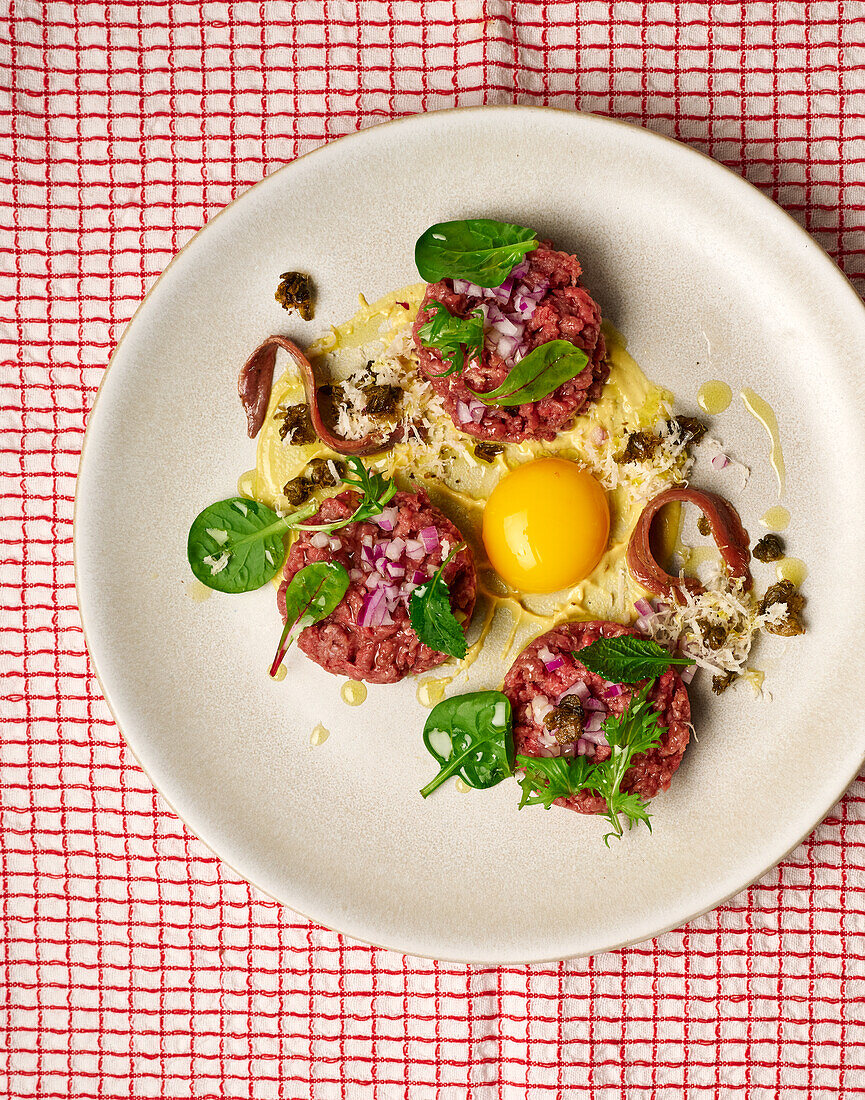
(413, 242, 609, 443)
(503, 620, 691, 814)
(279, 489, 476, 684)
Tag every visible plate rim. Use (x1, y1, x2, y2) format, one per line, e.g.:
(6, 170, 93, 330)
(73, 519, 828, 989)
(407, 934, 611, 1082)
(74, 105, 865, 963)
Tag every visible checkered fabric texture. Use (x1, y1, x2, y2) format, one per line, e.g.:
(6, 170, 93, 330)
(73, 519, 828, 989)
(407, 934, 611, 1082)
(2, 2, 865, 1097)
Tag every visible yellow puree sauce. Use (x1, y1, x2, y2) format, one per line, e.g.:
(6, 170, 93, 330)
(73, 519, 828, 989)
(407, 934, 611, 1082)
(247, 287, 711, 685)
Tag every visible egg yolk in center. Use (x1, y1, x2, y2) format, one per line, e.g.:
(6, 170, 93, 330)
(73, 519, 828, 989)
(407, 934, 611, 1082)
(482, 458, 610, 593)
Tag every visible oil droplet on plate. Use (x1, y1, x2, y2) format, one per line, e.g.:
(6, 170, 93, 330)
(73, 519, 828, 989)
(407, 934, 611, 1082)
(760, 506, 790, 531)
(340, 680, 367, 706)
(697, 380, 732, 414)
(417, 678, 450, 708)
(776, 557, 808, 586)
(310, 723, 330, 747)
(272, 665, 288, 682)
(740, 388, 786, 496)
(454, 778, 471, 793)
(186, 579, 212, 602)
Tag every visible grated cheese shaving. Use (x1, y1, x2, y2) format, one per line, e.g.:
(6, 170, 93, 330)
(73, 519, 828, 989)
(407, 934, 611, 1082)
(638, 561, 781, 682)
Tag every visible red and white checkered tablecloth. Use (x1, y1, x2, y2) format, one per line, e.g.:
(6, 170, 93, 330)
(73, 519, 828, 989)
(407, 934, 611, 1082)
(2, 2, 864, 1097)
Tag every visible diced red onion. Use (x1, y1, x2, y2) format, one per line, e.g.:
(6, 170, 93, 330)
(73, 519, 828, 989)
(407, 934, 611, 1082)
(635, 615, 655, 633)
(538, 646, 554, 664)
(510, 259, 529, 280)
(584, 698, 607, 713)
(603, 684, 624, 699)
(584, 712, 605, 734)
(581, 725, 608, 747)
(374, 507, 397, 531)
(386, 562, 405, 579)
(634, 598, 654, 617)
(494, 334, 517, 359)
(384, 537, 405, 560)
(328, 538, 342, 552)
(681, 664, 697, 684)
(359, 588, 387, 628)
(592, 426, 608, 444)
(419, 526, 439, 553)
(452, 279, 470, 294)
(492, 316, 523, 339)
(405, 540, 424, 561)
(412, 569, 426, 585)
(557, 680, 590, 705)
(366, 573, 381, 589)
(712, 453, 730, 470)
(576, 739, 590, 756)
(455, 400, 472, 425)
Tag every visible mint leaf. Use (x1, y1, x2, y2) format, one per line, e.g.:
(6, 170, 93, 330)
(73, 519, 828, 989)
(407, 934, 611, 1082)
(576, 635, 694, 683)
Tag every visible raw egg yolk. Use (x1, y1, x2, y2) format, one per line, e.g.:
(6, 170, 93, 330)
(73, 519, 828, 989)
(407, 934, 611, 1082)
(482, 458, 610, 593)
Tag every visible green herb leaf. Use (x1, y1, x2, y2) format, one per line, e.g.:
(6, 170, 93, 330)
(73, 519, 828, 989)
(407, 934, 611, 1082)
(270, 561, 350, 677)
(576, 636, 695, 683)
(592, 686, 665, 844)
(409, 544, 468, 659)
(420, 690, 513, 797)
(515, 686, 666, 844)
(516, 754, 597, 809)
(335, 456, 398, 525)
(468, 340, 589, 407)
(415, 219, 539, 287)
(187, 497, 317, 594)
(417, 301, 484, 377)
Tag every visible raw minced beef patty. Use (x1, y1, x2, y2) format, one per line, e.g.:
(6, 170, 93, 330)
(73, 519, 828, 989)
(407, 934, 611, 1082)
(279, 489, 476, 684)
(503, 620, 692, 814)
(413, 242, 609, 443)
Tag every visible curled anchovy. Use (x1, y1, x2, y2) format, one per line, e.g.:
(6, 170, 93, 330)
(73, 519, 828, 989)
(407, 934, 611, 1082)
(627, 486, 752, 599)
(238, 335, 402, 455)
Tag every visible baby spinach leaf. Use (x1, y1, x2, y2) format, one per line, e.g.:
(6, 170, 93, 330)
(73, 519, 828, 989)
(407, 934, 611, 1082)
(469, 339, 589, 407)
(187, 461, 397, 593)
(409, 545, 468, 659)
(187, 497, 317, 594)
(270, 561, 350, 677)
(576, 636, 694, 683)
(420, 690, 513, 798)
(415, 219, 538, 287)
(417, 301, 484, 377)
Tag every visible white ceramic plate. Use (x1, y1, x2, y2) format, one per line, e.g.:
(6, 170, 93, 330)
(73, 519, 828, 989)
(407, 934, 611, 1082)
(75, 107, 865, 963)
